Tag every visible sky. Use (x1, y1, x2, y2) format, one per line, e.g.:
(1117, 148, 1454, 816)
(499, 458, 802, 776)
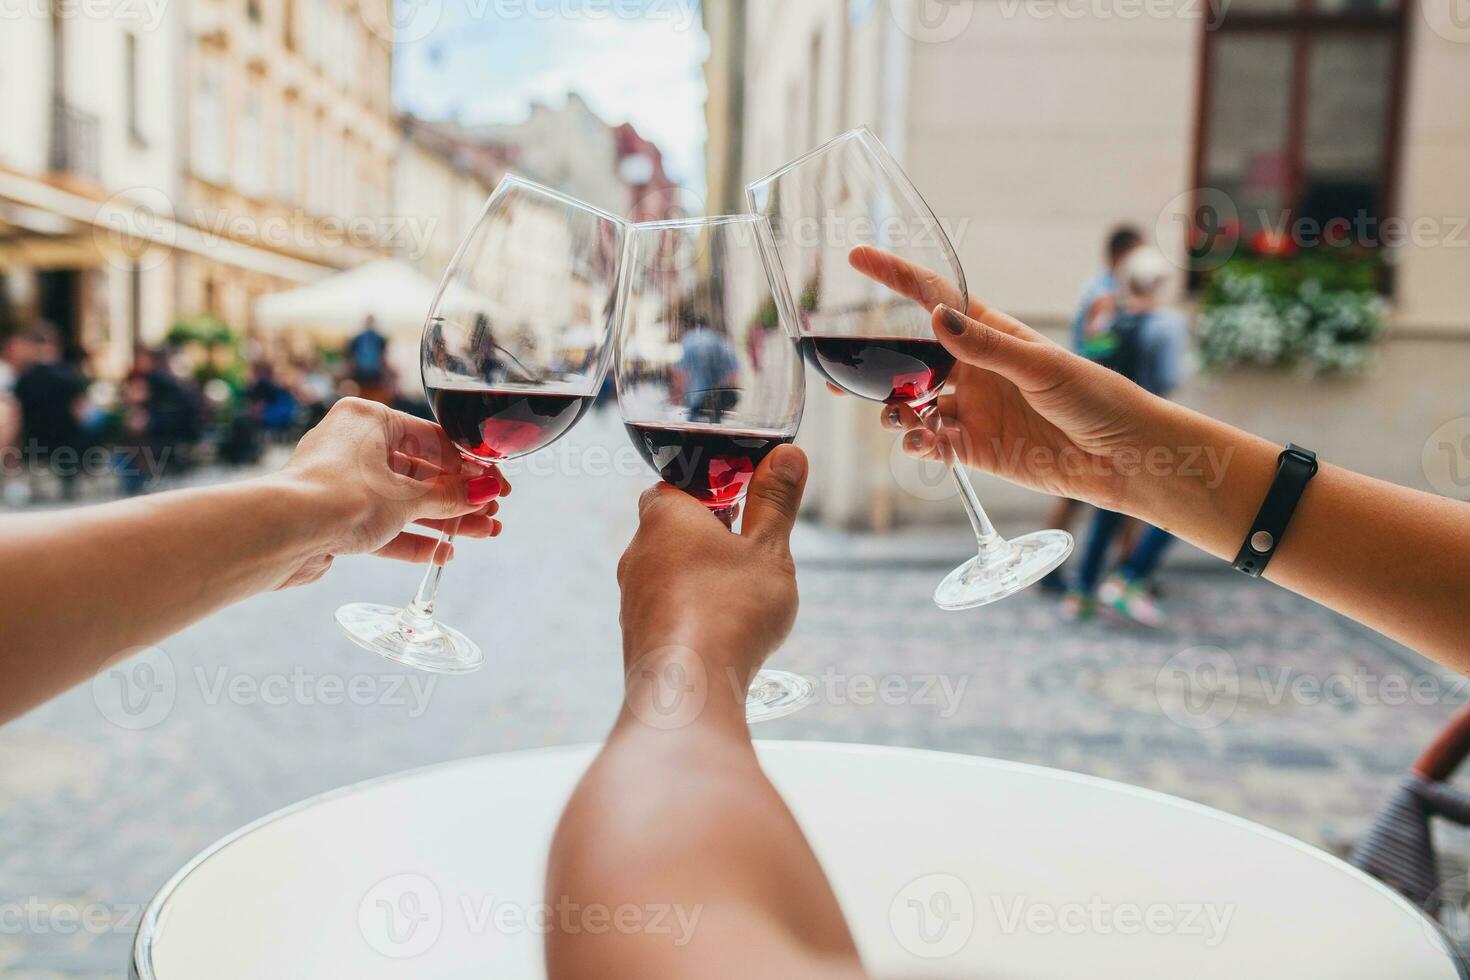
(393, 1, 710, 193)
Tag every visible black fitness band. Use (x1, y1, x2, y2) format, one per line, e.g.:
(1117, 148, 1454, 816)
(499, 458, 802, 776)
(1233, 444, 1318, 579)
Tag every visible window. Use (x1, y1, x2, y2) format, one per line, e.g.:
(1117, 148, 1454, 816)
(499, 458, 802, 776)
(192, 57, 226, 182)
(279, 107, 300, 204)
(236, 89, 265, 197)
(1191, 0, 1407, 281)
(125, 33, 144, 144)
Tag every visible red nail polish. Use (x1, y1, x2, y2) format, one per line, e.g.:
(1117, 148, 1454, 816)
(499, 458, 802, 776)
(467, 476, 501, 505)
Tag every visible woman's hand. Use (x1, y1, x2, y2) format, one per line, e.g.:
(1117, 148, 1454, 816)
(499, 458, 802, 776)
(273, 397, 509, 589)
(849, 246, 1185, 514)
(616, 445, 808, 697)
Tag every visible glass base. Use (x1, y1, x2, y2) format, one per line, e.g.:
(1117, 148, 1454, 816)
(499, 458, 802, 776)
(933, 529, 1075, 611)
(746, 669, 815, 723)
(334, 602, 485, 675)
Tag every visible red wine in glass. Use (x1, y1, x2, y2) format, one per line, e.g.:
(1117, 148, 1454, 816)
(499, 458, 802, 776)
(800, 336, 955, 405)
(429, 385, 593, 461)
(625, 422, 794, 512)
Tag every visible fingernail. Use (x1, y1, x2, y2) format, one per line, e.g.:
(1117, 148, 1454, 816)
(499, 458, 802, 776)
(939, 305, 967, 336)
(906, 431, 925, 451)
(772, 448, 806, 483)
(884, 405, 903, 427)
(467, 476, 501, 505)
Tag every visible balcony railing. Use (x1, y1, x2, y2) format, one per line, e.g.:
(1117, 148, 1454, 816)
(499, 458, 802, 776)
(49, 97, 101, 182)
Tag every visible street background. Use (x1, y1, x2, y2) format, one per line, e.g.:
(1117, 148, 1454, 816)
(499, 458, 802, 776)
(4, 0, 1470, 975)
(2, 410, 1464, 974)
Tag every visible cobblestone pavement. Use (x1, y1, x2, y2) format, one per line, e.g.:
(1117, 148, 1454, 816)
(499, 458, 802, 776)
(1, 411, 1462, 975)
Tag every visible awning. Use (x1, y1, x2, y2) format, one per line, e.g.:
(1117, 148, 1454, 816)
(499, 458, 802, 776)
(0, 168, 333, 283)
(254, 258, 445, 340)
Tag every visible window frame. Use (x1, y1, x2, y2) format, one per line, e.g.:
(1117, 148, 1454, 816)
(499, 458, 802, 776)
(1189, 0, 1412, 288)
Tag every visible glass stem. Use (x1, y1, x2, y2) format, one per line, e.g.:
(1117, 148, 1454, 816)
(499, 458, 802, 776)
(406, 523, 459, 624)
(915, 401, 1012, 565)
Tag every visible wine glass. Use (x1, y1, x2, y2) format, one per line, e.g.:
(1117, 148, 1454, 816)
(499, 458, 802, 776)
(747, 127, 1074, 610)
(615, 214, 814, 722)
(336, 175, 627, 673)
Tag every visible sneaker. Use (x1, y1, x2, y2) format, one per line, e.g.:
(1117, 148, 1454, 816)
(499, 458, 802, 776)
(1059, 591, 1095, 623)
(1099, 574, 1168, 628)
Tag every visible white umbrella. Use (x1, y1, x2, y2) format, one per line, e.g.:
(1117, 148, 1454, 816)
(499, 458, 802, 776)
(255, 259, 445, 339)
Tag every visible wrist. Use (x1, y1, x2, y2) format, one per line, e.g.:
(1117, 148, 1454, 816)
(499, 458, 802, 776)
(253, 471, 347, 557)
(1120, 402, 1280, 560)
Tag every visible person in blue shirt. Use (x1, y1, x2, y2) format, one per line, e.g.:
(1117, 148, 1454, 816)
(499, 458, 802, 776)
(673, 316, 740, 423)
(1065, 246, 1189, 626)
(1041, 225, 1145, 592)
(1070, 225, 1144, 357)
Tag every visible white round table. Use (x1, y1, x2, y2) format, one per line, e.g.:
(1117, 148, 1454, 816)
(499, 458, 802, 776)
(132, 741, 1466, 979)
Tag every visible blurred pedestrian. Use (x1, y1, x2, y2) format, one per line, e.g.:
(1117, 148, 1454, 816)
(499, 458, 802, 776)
(346, 316, 391, 403)
(673, 314, 739, 423)
(245, 360, 299, 440)
(1041, 224, 1144, 592)
(1064, 246, 1188, 625)
(13, 323, 87, 500)
(119, 348, 203, 494)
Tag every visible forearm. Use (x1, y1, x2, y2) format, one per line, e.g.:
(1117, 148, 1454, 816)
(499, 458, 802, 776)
(1126, 400, 1470, 668)
(546, 645, 864, 980)
(0, 476, 328, 724)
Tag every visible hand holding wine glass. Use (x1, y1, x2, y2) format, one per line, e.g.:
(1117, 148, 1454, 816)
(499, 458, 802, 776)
(849, 245, 1149, 512)
(617, 446, 808, 714)
(615, 214, 813, 721)
(336, 175, 626, 673)
(747, 127, 1073, 610)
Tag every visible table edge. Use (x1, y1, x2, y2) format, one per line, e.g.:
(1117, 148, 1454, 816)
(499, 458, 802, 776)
(129, 740, 1470, 980)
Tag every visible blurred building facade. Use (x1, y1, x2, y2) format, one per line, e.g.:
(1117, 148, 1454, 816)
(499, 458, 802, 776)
(710, 0, 1470, 528)
(0, 7, 682, 380)
(175, 0, 400, 331)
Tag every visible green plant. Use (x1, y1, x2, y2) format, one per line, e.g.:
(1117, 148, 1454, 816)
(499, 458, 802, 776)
(1196, 253, 1387, 375)
(167, 315, 247, 390)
